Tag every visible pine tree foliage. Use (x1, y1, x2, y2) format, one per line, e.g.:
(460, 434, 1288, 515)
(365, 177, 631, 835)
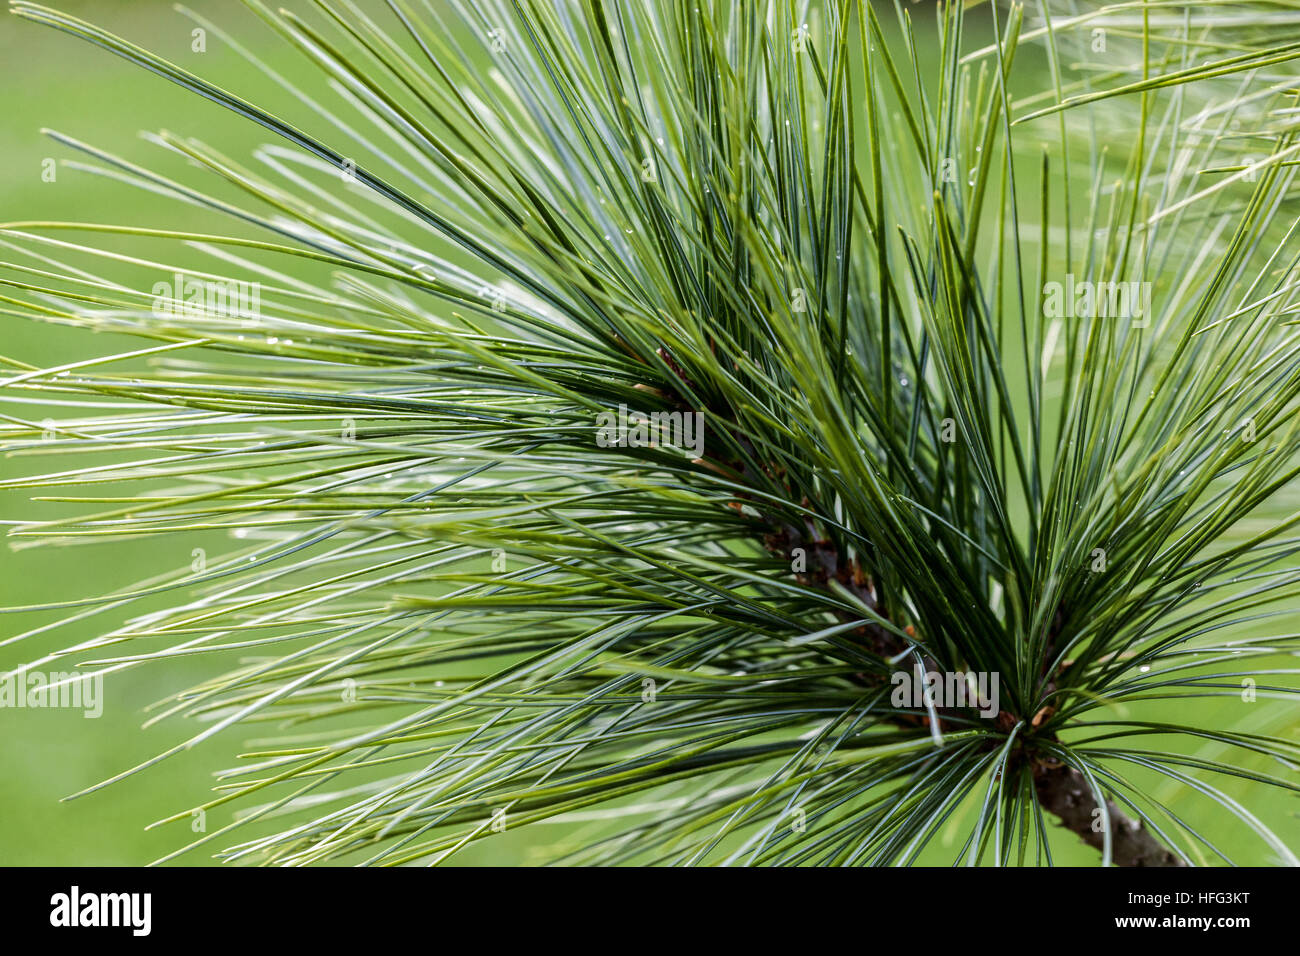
(2, 0, 1299, 865)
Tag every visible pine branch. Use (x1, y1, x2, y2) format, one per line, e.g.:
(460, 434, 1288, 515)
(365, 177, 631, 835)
(687, 372, 1183, 864)
(1033, 764, 1185, 868)
(2, 0, 1298, 866)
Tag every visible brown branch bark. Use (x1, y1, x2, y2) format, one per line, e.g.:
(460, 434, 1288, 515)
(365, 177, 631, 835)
(1033, 763, 1185, 866)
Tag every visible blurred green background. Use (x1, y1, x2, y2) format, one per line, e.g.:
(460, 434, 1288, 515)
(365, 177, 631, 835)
(1, 0, 278, 866)
(0, 1, 1294, 865)
(0, 0, 558, 865)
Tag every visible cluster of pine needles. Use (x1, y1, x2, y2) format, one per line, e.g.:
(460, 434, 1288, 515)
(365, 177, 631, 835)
(2, 0, 1299, 865)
